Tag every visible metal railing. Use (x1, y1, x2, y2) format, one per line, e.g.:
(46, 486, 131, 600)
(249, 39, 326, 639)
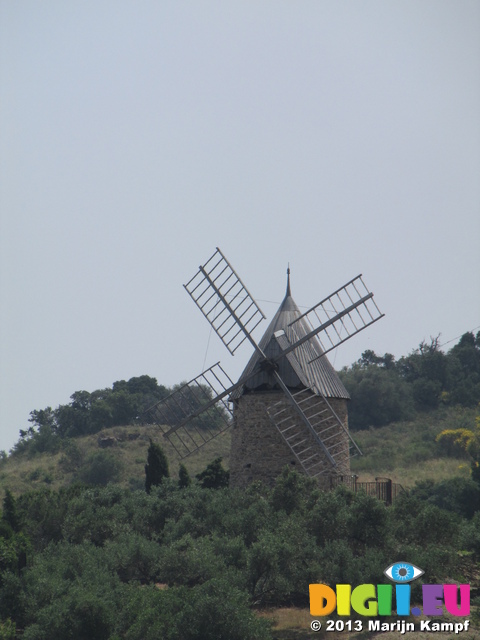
(329, 475, 405, 505)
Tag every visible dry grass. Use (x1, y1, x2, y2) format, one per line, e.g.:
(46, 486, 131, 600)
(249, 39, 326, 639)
(0, 424, 231, 496)
(357, 458, 471, 488)
(0, 452, 65, 495)
(258, 607, 317, 630)
(257, 608, 480, 640)
(0, 406, 476, 496)
(350, 406, 477, 488)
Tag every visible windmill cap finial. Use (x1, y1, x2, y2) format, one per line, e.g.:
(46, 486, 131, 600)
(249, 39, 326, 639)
(286, 264, 291, 296)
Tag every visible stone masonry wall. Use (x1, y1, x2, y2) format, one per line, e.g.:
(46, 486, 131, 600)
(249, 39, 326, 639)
(229, 390, 350, 489)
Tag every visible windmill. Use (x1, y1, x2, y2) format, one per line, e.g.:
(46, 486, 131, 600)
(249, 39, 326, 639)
(144, 247, 384, 488)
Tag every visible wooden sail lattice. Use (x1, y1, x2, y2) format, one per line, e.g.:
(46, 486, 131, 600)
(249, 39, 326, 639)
(145, 363, 234, 458)
(270, 330, 362, 474)
(183, 247, 265, 355)
(286, 275, 384, 362)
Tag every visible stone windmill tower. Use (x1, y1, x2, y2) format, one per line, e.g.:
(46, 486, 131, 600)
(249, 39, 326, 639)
(228, 270, 352, 489)
(145, 248, 384, 488)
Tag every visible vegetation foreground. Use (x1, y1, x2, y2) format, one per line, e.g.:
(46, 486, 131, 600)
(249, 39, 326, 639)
(0, 331, 479, 638)
(1, 466, 480, 638)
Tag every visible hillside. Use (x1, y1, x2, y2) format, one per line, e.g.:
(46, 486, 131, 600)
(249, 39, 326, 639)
(3, 330, 478, 497)
(0, 405, 476, 497)
(350, 405, 476, 485)
(0, 424, 231, 497)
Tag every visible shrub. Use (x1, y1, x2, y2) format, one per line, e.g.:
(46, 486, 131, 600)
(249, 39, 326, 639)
(0, 619, 15, 640)
(436, 429, 474, 458)
(412, 504, 459, 546)
(411, 477, 480, 519)
(196, 458, 229, 489)
(459, 512, 480, 556)
(156, 534, 226, 587)
(179, 578, 271, 640)
(78, 451, 123, 487)
(59, 439, 84, 472)
(120, 580, 271, 640)
(271, 467, 316, 515)
(339, 366, 414, 429)
(345, 491, 390, 550)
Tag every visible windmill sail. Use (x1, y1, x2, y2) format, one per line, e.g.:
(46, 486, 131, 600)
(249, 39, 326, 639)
(143, 363, 234, 458)
(285, 275, 384, 362)
(267, 390, 349, 476)
(184, 247, 265, 355)
(266, 331, 362, 477)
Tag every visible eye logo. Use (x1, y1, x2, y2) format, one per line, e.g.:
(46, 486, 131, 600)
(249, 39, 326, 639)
(384, 562, 424, 583)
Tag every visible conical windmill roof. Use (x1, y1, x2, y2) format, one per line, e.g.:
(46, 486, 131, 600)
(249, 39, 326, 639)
(231, 274, 350, 400)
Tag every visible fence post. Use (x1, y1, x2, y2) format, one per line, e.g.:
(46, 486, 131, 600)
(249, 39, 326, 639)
(386, 478, 392, 506)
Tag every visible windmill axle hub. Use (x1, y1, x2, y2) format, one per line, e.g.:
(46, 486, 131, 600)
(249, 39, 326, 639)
(259, 359, 279, 376)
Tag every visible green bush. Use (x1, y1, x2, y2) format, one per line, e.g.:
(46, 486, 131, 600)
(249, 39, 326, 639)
(411, 477, 480, 519)
(179, 578, 271, 640)
(196, 458, 229, 489)
(459, 512, 480, 555)
(339, 366, 414, 429)
(307, 487, 350, 546)
(77, 451, 123, 486)
(21, 542, 121, 639)
(412, 504, 459, 546)
(59, 439, 84, 472)
(0, 572, 25, 626)
(271, 467, 317, 515)
(119, 580, 271, 640)
(62, 486, 131, 546)
(0, 619, 15, 640)
(156, 534, 226, 587)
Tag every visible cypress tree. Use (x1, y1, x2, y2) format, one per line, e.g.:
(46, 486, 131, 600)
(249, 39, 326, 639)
(2, 489, 19, 532)
(178, 463, 191, 488)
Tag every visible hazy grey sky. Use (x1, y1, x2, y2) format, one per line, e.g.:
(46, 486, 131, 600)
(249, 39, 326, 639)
(1, 1, 479, 453)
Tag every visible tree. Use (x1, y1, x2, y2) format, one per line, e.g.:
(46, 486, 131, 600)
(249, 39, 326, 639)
(397, 336, 448, 410)
(196, 458, 229, 489)
(2, 490, 19, 533)
(178, 464, 191, 489)
(339, 365, 414, 429)
(411, 477, 480, 520)
(271, 467, 316, 515)
(445, 332, 480, 407)
(145, 440, 169, 493)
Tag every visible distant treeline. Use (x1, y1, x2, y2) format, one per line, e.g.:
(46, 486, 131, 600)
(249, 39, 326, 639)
(340, 331, 480, 430)
(12, 331, 480, 455)
(14, 375, 169, 455)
